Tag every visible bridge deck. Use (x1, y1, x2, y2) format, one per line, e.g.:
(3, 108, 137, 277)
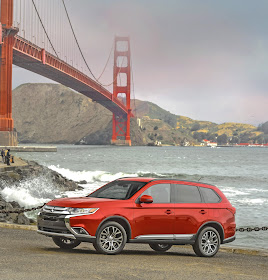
(12, 36, 128, 116)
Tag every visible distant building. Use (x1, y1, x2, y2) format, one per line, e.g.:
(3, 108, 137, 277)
(202, 139, 217, 147)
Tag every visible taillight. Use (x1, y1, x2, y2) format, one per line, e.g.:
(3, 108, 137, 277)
(227, 207, 236, 215)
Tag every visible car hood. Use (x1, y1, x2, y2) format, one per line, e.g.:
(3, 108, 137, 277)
(46, 197, 123, 208)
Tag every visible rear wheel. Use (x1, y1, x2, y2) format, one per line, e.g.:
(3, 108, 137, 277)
(52, 236, 81, 249)
(149, 243, 172, 252)
(93, 221, 127, 255)
(193, 227, 220, 257)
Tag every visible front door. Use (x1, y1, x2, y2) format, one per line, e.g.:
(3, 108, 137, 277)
(132, 183, 174, 239)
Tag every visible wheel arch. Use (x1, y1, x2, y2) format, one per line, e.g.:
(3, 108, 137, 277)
(197, 221, 224, 243)
(96, 216, 132, 241)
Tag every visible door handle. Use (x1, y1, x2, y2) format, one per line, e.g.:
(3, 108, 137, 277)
(165, 210, 172, 215)
(199, 210, 207, 215)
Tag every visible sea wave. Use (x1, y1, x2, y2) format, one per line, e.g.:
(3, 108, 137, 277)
(48, 165, 137, 183)
(0, 176, 61, 208)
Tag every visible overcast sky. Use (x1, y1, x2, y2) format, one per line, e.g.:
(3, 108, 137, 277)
(12, 0, 268, 125)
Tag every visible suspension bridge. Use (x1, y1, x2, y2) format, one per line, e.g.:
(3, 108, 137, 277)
(0, 0, 134, 146)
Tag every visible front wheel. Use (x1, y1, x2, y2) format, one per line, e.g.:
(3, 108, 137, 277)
(149, 243, 172, 252)
(193, 227, 220, 257)
(93, 221, 127, 255)
(52, 236, 81, 249)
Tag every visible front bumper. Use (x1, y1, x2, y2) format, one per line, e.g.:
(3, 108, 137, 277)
(37, 206, 97, 242)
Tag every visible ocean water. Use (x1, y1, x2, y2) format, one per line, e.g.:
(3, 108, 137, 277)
(3, 145, 268, 250)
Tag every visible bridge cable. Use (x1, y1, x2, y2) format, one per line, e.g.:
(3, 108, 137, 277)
(61, 0, 126, 89)
(31, 0, 59, 58)
(96, 43, 114, 81)
(61, 0, 99, 81)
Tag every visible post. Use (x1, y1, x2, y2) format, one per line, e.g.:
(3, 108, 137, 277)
(0, 0, 18, 146)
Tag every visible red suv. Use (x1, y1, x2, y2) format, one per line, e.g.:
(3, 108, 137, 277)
(37, 178, 236, 257)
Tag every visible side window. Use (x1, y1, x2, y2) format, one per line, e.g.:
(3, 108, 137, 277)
(142, 184, 171, 203)
(200, 187, 221, 203)
(172, 184, 202, 203)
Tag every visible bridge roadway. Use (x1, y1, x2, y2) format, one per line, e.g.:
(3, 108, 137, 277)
(12, 36, 129, 116)
(0, 226, 267, 280)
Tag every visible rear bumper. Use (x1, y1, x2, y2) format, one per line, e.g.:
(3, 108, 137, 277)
(222, 235, 236, 244)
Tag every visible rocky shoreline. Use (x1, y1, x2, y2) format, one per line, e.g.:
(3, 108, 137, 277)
(0, 160, 81, 225)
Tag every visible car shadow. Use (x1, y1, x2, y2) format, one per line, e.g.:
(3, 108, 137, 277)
(42, 246, 196, 257)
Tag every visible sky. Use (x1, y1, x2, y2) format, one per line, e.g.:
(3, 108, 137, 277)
(12, 0, 268, 125)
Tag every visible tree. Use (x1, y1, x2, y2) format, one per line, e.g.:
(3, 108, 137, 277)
(154, 126, 158, 130)
(191, 123, 201, 131)
(217, 134, 228, 145)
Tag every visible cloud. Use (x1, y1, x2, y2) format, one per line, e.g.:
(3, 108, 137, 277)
(12, 0, 268, 125)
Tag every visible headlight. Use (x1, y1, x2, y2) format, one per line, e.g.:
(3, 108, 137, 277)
(68, 208, 98, 215)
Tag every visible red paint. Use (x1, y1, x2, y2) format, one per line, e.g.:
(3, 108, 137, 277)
(40, 178, 236, 256)
(0, 0, 15, 131)
(112, 36, 132, 145)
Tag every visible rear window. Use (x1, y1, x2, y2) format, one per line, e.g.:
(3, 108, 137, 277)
(172, 184, 202, 203)
(200, 187, 221, 203)
(88, 180, 146, 200)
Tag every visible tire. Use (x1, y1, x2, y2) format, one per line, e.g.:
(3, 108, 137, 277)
(193, 227, 220, 257)
(149, 243, 172, 252)
(52, 236, 81, 249)
(93, 221, 127, 255)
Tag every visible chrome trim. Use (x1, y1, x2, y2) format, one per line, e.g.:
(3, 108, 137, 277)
(135, 234, 195, 240)
(64, 214, 98, 239)
(174, 234, 194, 240)
(135, 234, 174, 240)
(37, 230, 76, 239)
(42, 205, 70, 215)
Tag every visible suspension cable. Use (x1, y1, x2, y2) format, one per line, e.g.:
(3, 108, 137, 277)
(61, 0, 99, 81)
(61, 0, 126, 88)
(96, 43, 114, 81)
(31, 0, 58, 58)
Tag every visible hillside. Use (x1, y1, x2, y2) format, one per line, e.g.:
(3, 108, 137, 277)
(12, 83, 266, 146)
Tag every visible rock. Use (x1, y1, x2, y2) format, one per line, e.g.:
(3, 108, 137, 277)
(78, 180, 87, 184)
(0, 159, 81, 224)
(17, 213, 30, 225)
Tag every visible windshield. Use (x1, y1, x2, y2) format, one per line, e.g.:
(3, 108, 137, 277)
(88, 180, 147, 200)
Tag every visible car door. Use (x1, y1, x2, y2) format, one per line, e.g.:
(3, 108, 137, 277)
(132, 183, 174, 239)
(172, 183, 209, 239)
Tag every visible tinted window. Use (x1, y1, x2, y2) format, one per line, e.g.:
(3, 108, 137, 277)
(200, 187, 221, 203)
(142, 184, 171, 203)
(89, 181, 146, 200)
(172, 184, 202, 203)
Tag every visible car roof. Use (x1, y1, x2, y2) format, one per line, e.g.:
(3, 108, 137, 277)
(117, 177, 216, 188)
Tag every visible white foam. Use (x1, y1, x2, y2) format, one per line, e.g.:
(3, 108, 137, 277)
(0, 176, 59, 208)
(221, 187, 249, 197)
(48, 165, 137, 183)
(236, 198, 268, 205)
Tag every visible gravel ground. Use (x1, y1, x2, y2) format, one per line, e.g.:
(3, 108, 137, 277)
(0, 227, 267, 280)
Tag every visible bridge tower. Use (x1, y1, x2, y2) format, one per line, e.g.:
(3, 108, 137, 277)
(0, 0, 18, 146)
(111, 36, 132, 146)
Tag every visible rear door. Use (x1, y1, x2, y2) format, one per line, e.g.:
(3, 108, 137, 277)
(132, 183, 174, 239)
(172, 184, 209, 237)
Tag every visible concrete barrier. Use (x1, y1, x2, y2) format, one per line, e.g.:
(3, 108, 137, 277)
(0, 146, 57, 152)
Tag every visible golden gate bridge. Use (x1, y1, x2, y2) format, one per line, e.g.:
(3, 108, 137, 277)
(0, 0, 133, 146)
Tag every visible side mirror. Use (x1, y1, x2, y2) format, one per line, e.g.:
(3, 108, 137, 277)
(140, 195, 153, 204)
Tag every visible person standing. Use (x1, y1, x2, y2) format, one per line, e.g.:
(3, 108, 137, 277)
(6, 149, 10, 166)
(1, 149, 4, 163)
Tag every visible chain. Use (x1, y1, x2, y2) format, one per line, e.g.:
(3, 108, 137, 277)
(0, 204, 45, 214)
(236, 226, 268, 232)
